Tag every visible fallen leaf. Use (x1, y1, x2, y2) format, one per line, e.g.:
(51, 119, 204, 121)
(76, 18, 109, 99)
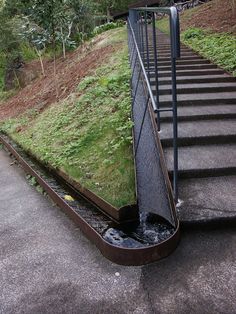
(64, 195, 75, 202)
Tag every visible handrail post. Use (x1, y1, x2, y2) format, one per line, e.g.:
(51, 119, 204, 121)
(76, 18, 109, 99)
(144, 11, 150, 81)
(151, 12, 161, 131)
(170, 7, 179, 203)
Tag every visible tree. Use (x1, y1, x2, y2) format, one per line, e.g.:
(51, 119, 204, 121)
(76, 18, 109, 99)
(19, 16, 49, 76)
(0, 10, 21, 89)
(95, 0, 132, 22)
(232, 0, 236, 15)
(159, 0, 174, 6)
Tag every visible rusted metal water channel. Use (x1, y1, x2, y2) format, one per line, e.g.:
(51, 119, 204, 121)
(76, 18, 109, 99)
(0, 134, 180, 265)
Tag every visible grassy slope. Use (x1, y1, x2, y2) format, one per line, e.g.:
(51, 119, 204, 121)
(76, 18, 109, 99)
(156, 2, 236, 76)
(182, 29, 236, 76)
(0, 28, 136, 208)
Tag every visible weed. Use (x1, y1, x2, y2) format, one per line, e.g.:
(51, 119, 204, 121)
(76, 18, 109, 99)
(182, 28, 204, 40)
(182, 28, 236, 76)
(92, 21, 125, 37)
(26, 175, 37, 186)
(156, 17, 170, 34)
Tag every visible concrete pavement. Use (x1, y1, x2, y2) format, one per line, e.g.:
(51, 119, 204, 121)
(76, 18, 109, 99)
(0, 147, 236, 314)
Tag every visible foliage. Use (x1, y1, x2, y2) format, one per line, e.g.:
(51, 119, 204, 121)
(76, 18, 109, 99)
(182, 27, 204, 40)
(0, 29, 136, 208)
(156, 17, 170, 34)
(182, 28, 236, 76)
(3, 0, 94, 56)
(94, 0, 137, 22)
(0, 10, 21, 91)
(158, 0, 174, 6)
(92, 21, 124, 36)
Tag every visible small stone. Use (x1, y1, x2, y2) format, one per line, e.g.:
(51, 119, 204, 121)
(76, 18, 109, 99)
(115, 272, 120, 277)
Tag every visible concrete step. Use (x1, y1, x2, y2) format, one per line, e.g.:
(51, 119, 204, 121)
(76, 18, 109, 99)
(148, 52, 198, 58)
(159, 104, 236, 122)
(160, 119, 236, 146)
(149, 68, 226, 78)
(153, 82, 236, 95)
(154, 55, 204, 62)
(145, 51, 194, 58)
(178, 175, 236, 223)
(157, 63, 217, 71)
(146, 59, 209, 66)
(164, 144, 236, 178)
(155, 48, 191, 52)
(158, 92, 236, 106)
(147, 49, 192, 54)
(152, 74, 236, 85)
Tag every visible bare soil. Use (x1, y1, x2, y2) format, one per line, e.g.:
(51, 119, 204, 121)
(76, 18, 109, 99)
(180, 0, 236, 34)
(0, 39, 118, 121)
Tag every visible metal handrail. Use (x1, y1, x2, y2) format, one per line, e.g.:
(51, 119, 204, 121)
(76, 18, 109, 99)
(128, 15, 157, 113)
(128, 7, 180, 202)
(135, 7, 180, 59)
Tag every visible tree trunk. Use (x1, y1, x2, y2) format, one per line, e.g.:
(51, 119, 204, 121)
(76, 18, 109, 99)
(233, 0, 236, 16)
(35, 48, 45, 77)
(61, 27, 66, 59)
(62, 40, 66, 59)
(13, 69, 21, 88)
(107, 7, 111, 23)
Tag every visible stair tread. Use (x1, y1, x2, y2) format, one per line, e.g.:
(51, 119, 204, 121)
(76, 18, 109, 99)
(147, 59, 207, 65)
(151, 74, 235, 84)
(178, 175, 236, 222)
(161, 119, 236, 139)
(159, 91, 236, 103)
(152, 68, 225, 76)
(160, 104, 236, 119)
(157, 82, 236, 91)
(164, 143, 236, 172)
(158, 64, 217, 70)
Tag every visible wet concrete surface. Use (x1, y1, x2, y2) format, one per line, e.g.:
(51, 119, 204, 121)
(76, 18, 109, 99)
(179, 176, 236, 223)
(142, 228, 236, 314)
(1, 148, 236, 314)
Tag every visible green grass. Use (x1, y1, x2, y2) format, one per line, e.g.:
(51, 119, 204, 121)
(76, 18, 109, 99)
(0, 29, 136, 208)
(182, 28, 236, 76)
(20, 43, 38, 62)
(156, 17, 170, 34)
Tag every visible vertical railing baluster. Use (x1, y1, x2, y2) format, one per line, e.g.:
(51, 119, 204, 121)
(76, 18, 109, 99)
(170, 14, 179, 203)
(144, 11, 150, 81)
(152, 12, 161, 131)
(140, 12, 145, 61)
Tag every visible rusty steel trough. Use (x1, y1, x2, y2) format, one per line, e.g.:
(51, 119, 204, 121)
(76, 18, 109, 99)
(0, 134, 180, 265)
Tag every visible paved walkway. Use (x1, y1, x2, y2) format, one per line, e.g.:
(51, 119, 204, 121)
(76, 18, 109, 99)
(0, 148, 236, 314)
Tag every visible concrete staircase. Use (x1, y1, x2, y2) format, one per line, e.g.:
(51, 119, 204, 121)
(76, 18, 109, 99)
(148, 31, 236, 224)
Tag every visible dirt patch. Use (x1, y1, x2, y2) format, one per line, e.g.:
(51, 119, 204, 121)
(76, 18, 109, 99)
(180, 0, 236, 34)
(0, 41, 119, 121)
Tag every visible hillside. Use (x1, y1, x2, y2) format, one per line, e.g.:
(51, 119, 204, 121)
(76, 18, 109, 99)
(0, 28, 136, 208)
(180, 0, 236, 34)
(157, 0, 236, 76)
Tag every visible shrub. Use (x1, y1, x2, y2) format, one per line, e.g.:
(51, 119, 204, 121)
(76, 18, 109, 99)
(92, 21, 125, 36)
(182, 27, 204, 40)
